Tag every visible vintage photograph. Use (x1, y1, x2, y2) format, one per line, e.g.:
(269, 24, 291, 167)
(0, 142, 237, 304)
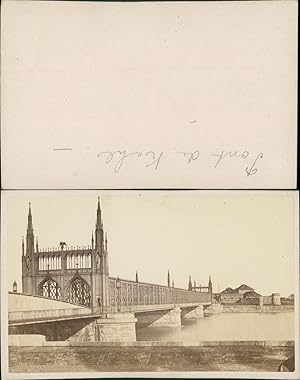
(1, 1, 298, 379)
(1, 191, 298, 378)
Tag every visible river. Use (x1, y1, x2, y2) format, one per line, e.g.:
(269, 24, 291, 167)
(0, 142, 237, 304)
(136, 312, 295, 342)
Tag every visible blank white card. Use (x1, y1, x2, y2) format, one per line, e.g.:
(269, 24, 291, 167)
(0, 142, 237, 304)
(1, 1, 297, 189)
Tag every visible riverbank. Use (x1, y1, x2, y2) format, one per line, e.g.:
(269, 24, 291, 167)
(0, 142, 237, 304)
(222, 304, 294, 313)
(9, 341, 294, 373)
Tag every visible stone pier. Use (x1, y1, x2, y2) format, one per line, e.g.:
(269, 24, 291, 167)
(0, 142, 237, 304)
(67, 313, 137, 343)
(149, 306, 181, 328)
(203, 303, 223, 315)
(183, 304, 204, 319)
(96, 313, 137, 342)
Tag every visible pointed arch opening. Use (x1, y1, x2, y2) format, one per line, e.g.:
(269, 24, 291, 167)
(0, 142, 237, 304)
(38, 277, 62, 300)
(66, 274, 91, 307)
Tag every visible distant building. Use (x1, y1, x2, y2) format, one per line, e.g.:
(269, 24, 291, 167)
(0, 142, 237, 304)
(262, 295, 273, 305)
(219, 287, 241, 304)
(235, 284, 255, 295)
(221, 287, 235, 293)
(287, 294, 294, 304)
(219, 284, 281, 306)
(243, 290, 261, 298)
(240, 291, 262, 305)
(219, 284, 255, 304)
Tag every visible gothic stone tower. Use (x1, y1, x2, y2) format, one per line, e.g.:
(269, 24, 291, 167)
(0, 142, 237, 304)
(22, 203, 38, 295)
(21, 198, 110, 313)
(91, 197, 110, 311)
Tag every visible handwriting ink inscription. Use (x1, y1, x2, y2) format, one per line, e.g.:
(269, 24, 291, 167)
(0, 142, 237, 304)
(97, 151, 141, 173)
(97, 150, 164, 173)
(145, 151, 164, 169)
(177, 150, 200, 163)
(212, 150, 249, 168)
(211, 150, 264, 177)
(53, 147, 264, 177)
(245, 153, 263, 176)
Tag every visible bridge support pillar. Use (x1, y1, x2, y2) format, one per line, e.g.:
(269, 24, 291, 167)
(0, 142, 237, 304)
(183, 304, 204, 319)
(204, 303, 223, 315)
(149, 306, 181, 328)
(96, 313, 137, 342)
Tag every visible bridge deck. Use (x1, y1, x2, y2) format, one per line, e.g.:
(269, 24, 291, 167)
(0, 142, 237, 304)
(8, 302, 211, 326)
(113, 302, 211, 314)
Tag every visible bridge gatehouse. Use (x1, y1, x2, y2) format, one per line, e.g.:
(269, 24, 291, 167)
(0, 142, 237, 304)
(22, 198, 212, 311)
(13, 198, 217, 342)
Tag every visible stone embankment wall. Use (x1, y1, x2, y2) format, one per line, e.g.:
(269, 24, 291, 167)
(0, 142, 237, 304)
(9, 341, 294, 373)
(222, 304, 294, 313)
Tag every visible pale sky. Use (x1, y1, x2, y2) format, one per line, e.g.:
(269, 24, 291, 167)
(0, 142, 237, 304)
(3, 191, 297, 297)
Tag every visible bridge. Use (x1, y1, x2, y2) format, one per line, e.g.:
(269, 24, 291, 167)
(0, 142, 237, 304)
(9, 199, 222, 343)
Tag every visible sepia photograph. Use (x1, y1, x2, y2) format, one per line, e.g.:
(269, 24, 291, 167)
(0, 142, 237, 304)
(1, 191, 298, 378)
(1, 1, 298, 379)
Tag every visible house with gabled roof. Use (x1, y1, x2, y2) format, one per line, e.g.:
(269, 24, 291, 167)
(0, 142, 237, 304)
(220, 287, 236, 294)
(220, 284, 256, 304)
(235, 284, 254, 295)
(220, 283, 284, 306)
(240, 290, 262, 305)
(243, 290, 261, 298)
(286, 294, 294, 305)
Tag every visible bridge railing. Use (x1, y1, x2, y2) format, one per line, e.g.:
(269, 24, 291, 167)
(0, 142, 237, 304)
(109, 277, 212, 311)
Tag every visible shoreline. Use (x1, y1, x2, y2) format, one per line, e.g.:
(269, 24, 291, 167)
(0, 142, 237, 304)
(9, 341, 295, 373)
(222, 305, 294, 313)
(9, 338, 295, 347)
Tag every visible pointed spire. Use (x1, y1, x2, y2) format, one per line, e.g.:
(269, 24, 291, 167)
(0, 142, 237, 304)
(194, 280, 196, 288)
(208, 275, 213, 293)
(91, 231, 94, 248)
(36, 237, 39, 252)
(96, 197, 101, 226)
(27, 202, 33, 233)
(188, 274, 192, 290)
(135, 270, 139, 282)
(167, 269, 170, 287)
(105, 232, 108, 251)
(22, 236, 25, 256)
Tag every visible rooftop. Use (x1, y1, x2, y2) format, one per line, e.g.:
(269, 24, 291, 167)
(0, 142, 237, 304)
(235, 284, 254, 291)
(220, 287, 237, 294)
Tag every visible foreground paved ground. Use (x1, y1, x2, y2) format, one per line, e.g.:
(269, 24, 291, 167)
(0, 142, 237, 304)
(9, 345, 294, 373)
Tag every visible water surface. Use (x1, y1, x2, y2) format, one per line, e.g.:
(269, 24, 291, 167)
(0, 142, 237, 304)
(136, 312, 295, 342)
